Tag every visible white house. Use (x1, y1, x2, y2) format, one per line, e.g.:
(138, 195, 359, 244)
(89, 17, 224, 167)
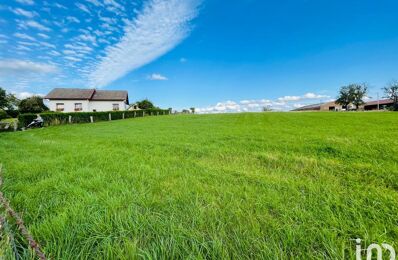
(45, 88, 129, 113)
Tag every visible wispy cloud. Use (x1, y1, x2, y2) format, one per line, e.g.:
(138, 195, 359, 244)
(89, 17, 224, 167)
(148, 73, 168, 81)
(14, 32, 36, 41)
(11, 8, 37, 18)
(12, 91, 44, 99)
(15, 0, 34, 5)
(19, 20, 51, 31)
(0, 59, 58, 74)
(75, 3, 91, 14)
(277, 92, 329, 102)
(88, 0, 201, 88)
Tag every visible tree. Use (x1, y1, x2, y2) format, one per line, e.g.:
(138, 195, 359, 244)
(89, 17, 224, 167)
(336, 84, 368, 111)
(262, 106, 272, 112)
(190, 107, 195, 114)
(335, 86, 351, 110)
(383, 81, 398, 111)
(18, 96, 49, 114)
(0, 87, 19, 111)
(0, 87, 7, 109)
(136, 99, 155, 110)
(350, 83, 368, 111)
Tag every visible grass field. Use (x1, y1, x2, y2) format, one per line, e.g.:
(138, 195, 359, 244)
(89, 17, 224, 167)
(0, 112, 398, 259)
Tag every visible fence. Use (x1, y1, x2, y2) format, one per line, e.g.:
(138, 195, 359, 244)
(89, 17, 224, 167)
(17, 109, 170, 129)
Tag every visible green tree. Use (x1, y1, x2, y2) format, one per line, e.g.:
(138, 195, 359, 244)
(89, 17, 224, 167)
(383, 81, 398, 111)
(0, 87, 7, 109)
(136, 99, 155, 109)
(18, 96, 49, 114)
(190, 107, 195, 114)
(335, 86, 351, 110)
(349, 83, 368, 111)
(0, 87, 19, 111)
(336, 84, 367, 111)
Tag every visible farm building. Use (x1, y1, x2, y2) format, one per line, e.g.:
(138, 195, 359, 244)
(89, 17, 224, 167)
(362, 99, 394, 110)
(45, 88, 129, 113)
(293, 101, 345, 111)
(293, 99, 394, 111)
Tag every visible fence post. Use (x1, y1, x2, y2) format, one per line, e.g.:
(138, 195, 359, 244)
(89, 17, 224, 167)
(122, 113, 125, 119)
(157, 111, 159, 116)
(109, 113, 112, 121)
(133, 111, 136, 118)
(90, 116, 94, 123)
(143, 111, 145, 117)
(13, 121, 17, 132)
(69, 115, 72, 124)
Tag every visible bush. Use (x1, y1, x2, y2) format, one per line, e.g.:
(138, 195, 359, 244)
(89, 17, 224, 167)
(18, 109, 170, 128)
(6, 109, 19, 118)
(0, 109, 7, 120)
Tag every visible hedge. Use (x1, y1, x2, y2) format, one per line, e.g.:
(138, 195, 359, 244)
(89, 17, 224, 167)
(18, 109, 170, 128)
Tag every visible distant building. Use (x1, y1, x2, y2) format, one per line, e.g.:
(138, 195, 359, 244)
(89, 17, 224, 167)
(292, 101, 345, 111)
(293, 99, 395, 112)
(362, 99, 394, 110)
(128, 103, 141, 111)
(45, 88, 129, 113)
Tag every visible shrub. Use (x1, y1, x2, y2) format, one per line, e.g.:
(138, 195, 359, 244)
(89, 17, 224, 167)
(0, 109, 7, 120)
(18, 109, 170, 128)
(6, 109, 19, 118)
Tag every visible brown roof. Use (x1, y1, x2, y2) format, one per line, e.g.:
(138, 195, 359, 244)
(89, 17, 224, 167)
(45, 88, 95, 100)
(45, 88, 128, 103)
(364, 99, 394, 106)
(91, 90, 128, 101)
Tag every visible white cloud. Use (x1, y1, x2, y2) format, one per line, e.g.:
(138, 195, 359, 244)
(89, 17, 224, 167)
(65, 56, 82, 62)
(148, 73, 168, 81)
(14, 32, 36, 41)
(12, 8, 37, 18)
(85, 0, 102, 6)
(54, 3, 67, 9)
(278, 92, 329, 102)
(37, 33, 49, 39)
(12, 91, 44, 99)
(15, 0, 34, 5)
(76, 3, 91, 14)
(66, 16, 80, 23)
(88, 0, 201, 88)
(0, 59, 58, 74)
(20, 20, 51, 31)
(196, 92, 331, 113)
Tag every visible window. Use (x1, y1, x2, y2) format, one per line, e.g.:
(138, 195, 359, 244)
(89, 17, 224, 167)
(113, 104, 119, 111)
(56, 103, 64, 112)
(74, 103, 83, 112)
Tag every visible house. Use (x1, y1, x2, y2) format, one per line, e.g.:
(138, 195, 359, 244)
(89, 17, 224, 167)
(128, 103, 141, 111)
(45, 88, 129, 113)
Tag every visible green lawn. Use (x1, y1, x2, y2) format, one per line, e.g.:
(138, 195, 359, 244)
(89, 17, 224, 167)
(0, 112, 397, 259)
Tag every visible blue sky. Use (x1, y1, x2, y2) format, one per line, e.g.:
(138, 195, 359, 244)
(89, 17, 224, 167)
(1, 0, 398, 112)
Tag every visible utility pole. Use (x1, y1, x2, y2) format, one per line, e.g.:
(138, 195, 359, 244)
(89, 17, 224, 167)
(377, 92, 380, 111)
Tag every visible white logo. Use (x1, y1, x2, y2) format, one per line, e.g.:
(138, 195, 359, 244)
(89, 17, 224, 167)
(355, 238, 396, 260)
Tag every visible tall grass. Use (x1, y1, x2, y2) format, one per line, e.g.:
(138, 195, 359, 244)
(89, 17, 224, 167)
(0, 112, 397, 259)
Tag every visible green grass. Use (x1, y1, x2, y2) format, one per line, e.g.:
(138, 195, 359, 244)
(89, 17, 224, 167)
(0, 112, 398, 259)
